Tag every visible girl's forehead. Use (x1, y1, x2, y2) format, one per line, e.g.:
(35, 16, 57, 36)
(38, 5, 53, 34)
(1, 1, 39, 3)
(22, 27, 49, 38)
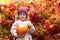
(19, 13, 26, 14)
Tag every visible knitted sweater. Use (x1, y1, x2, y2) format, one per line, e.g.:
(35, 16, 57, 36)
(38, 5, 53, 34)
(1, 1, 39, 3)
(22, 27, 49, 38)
(10, 20, 35, 40)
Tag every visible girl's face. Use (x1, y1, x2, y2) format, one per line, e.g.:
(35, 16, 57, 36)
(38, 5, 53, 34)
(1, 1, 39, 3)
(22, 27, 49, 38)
(19, 13, 27, 21)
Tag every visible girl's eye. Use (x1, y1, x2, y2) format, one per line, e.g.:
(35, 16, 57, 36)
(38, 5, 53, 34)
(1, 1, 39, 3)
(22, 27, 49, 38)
(20, 14, 26, 16)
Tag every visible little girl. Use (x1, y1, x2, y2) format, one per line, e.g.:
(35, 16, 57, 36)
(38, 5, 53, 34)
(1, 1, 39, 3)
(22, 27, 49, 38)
(10, 7, 35, 40)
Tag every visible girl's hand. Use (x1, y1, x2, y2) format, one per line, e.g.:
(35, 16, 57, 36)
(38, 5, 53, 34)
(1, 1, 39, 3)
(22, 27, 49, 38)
(17, 34, 26, 38)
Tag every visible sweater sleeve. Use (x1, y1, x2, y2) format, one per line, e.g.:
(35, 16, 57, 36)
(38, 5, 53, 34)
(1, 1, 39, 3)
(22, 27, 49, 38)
(28, 21, 35, 33)
(10, 21, 18, 37)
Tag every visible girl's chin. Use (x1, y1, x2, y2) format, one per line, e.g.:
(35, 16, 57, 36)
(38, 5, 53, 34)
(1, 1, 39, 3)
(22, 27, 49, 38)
(19, 18, 26, 21)
(20, 19, 26, 21)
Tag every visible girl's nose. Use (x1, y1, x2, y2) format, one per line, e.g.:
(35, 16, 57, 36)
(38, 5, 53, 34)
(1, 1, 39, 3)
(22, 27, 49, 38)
(21, 15, 24, 16)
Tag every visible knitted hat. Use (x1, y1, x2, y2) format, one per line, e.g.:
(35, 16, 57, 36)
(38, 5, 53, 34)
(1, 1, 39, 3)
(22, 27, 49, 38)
(18, 6, 28, 17)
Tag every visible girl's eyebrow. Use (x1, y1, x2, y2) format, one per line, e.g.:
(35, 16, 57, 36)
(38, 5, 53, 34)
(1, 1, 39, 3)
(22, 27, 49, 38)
(21, 13, 25, 15)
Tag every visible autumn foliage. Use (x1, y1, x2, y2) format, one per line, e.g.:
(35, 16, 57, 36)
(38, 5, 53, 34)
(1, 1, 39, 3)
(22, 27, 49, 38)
(0, 0, 60, 40)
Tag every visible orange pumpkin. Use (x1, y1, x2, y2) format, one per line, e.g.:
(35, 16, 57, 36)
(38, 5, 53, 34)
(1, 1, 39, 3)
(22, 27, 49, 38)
(16, 24, 28, 35)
